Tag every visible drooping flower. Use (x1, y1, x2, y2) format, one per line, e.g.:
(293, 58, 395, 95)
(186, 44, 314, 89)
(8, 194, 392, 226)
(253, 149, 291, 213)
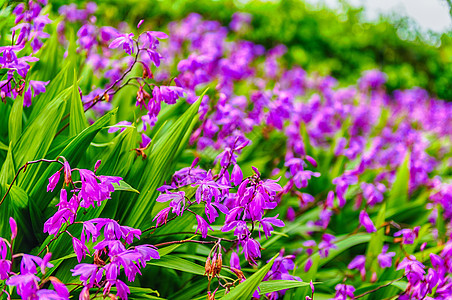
(359, 210, 376, 233)
(195, 215, 213, 238)
(334, 284, 355, 300)
(378, 245, 396, 269)
(109, 33, 135, 55)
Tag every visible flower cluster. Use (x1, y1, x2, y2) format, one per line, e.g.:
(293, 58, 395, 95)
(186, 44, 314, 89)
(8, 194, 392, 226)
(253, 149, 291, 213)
(1, 0, 50, 106)
(71, 219, 159, 299)
(1, 218, 69, 299)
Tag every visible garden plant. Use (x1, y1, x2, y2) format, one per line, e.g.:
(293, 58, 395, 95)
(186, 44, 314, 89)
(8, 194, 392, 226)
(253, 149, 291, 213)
(0, 1, 451, 299)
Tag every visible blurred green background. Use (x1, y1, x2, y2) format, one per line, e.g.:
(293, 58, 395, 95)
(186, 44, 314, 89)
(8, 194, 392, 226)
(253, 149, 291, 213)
(50, 0, 452, 100)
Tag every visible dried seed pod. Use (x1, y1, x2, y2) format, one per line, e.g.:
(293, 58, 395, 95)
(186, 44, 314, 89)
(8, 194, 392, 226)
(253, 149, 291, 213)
(231, 267, 245, 282)
(204, 256, 212, 276)
(213, 253, 222, 276)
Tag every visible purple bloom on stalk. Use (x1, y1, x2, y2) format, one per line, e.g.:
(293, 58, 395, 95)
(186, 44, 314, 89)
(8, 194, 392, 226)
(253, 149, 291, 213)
(359, 210, 376, 233)
(120, 226, 142, 244)
(47, 171, 60, 192)
(230, 252, 241, 270)
(73, 237, 90, 262)
(195, 215, 213, 238)
(156, 191, 186, 216)
(20, 253, 53, 274)
(109, 33, 135, 55)
(359, 69, 387, 90)
(9, 217, 17, 240)
(348, 255, 366, 278)
(231, 164, 243, 186)
(242, 238, 261, 265)
(49, 277, 69, 299)
(6, 273, 40, 299)
(71, 263, 100, 287)
(361, 182, 386, 206)
(153, 207, 171, 227)
(334, 284, 355, 300)
(145, 31, 168, 49)
(135, 245, 160, 268)
(318, 234, 336, 258)
(304, 258, 313, 272)
(378, 245, 396, 268)
(332, 174, 358, 207)
(104, 279, 130, 300)
(259, 215, 285, 239)
(396, 256, 425, 285)
(286, 207, 296, 221)
(394, 226, 420, 244)
(24, 80, 49, 107)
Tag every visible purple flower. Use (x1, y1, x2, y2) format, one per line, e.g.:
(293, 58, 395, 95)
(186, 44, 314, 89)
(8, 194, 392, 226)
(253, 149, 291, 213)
(286, 207, 296, 221)
(394, 226, 420, 244)
(9, 217, 17, 240)
(259, 215, 285, 239)
(156, 191, 186, 216)
(348, 255, 366, 278)
(231, 164, 243, 186)
(135, 245, 160, 268)
(334, 284, 355, 300)
(359, 210, 376, 233)
(195, 215, 213, 238)
(242, 238, 261, 265)
(71, 263, 100, 287)
(20, 253, 53, 275)
(396, 256, 425, 285)
(153, 207, 171, 227)
(109, 33, 135, 55)
(24, 80, 49, 107)
(318, 234, 336, 258)
(6, 273, 40, 299)
(73, 237, 90, 262)
(47, 171, 60, 192)
(378, 245, 395, 268)
(49, 277, 69, 299)
(230, 252, 241, 270)
(0, 259, 11, 280)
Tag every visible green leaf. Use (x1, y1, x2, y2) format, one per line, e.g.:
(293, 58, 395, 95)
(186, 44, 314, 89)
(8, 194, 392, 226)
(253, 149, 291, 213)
(122, 286, 161, 299)
(0, 142, 15, 186)
(28, 58, 75, 122)
(0, 141, 8, 151)
(221, 254, 278, 300)
(387, 151, 410, 209)
(8, 93, 23, 145)
(112, 180, 140, 194)
(258, 280, 312, 295)
(28, 22, 64, 82)
(147, 255, 205, 276)
(69, 70, 88, 136)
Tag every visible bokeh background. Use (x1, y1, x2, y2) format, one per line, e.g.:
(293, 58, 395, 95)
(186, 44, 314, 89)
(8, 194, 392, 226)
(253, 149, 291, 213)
(51, 0, 452, 100)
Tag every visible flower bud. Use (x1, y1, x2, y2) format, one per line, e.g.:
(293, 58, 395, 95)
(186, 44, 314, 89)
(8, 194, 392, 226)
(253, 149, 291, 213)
(9, 217, 17, 241)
